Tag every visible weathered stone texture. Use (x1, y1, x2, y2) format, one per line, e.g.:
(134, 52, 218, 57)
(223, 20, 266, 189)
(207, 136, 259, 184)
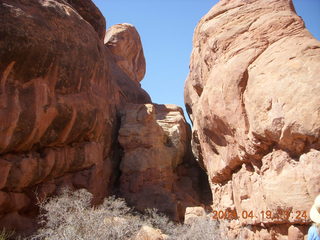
(185, 0, 320, 238)
(118, 103, 210, 221)
(105, 23, 146, 83)
(0, 0, 150, 234)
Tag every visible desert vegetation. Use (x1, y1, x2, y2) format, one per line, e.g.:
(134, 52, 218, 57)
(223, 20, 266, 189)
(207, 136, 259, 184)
(23, 188, 222, 240)
(0, 229, 14, 240)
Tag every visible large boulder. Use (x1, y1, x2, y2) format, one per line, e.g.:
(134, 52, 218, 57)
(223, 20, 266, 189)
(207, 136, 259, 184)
(132, 225, 167, 240)
(105, 24, 151, 105)
(0, 0, 150, 234)
(185, 0, 320, 238)
(65, 0, 106, 40)
(105, 24, 146, 83)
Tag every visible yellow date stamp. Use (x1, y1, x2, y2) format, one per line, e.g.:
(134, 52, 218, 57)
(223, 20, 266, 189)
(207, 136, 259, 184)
(211, 209, 308, 223)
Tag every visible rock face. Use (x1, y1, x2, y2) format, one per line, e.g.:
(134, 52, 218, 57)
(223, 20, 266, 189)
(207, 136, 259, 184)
(105, 24, 146, 83)
(184, 206, 206, 225)
(118, 103, 210, 221)
(185, 0, 320, 238)
(65, 0, 107, 40)
(105, 23, 150, 105)
(0, 0, 209, 236)
(0, 0, 150, 234)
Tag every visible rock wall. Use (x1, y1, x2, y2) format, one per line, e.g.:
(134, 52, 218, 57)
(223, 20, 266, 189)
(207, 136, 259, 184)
(0, 0, 209, 236)
(185, 0, 320, 239)
(118, 103, 210, 221)
(0, 0, 151, 234)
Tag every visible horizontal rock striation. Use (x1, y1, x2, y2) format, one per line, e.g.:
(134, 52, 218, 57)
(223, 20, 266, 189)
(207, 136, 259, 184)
(0, 0, 150, 234)
(0, 0, 209, 236)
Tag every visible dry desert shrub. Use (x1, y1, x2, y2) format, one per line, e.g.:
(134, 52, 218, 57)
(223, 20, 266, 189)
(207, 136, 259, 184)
(142, 209, 222, 240)
(0, 229, 14, 240)
(169, 216, 222, 240)
(29, 188, 223, 240)
(29, 189, 142, 240)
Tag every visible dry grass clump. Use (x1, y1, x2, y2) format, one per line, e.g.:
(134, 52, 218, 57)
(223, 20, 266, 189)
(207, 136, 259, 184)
(0, 229, 14, 240)
(29, 189, 141, 240)
(29, 188, 222, 240)
(172, 217, 222, 240)
(142, 209, 222, 240)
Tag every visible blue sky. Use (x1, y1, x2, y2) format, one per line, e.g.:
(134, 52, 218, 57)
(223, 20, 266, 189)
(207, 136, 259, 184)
(93, 0, 320, 120)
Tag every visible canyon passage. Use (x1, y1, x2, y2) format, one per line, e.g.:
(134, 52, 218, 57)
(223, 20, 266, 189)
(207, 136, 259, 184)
(0, 0, 320, 239)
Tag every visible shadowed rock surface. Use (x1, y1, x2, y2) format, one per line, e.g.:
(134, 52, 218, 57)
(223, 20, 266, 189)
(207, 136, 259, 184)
(2, 0, 318, 238)
(0, 0, 150, 234)
(118, 103, 211, 221)
(0, 0, 208, 236)
(185, 0, 320, 238)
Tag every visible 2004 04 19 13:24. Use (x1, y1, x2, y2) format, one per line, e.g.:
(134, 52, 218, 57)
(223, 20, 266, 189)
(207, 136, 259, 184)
(211, 209, 308, 223)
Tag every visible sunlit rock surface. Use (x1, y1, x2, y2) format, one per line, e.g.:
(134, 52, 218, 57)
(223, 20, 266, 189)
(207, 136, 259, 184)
(0, 0, 150, 234)
(185, 0, 320, 238)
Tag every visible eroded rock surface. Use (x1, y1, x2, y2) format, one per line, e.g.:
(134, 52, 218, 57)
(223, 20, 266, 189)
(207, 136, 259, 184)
(118, 104, 210, 221)
(65, 0, 106, 40)
(105, 24, 146, 83)
(105, 24, 150, 105)
(185, 0, 320, 238)
(0, 0, 149, 234)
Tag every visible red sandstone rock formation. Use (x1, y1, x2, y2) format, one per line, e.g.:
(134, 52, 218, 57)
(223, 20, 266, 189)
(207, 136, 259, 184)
(0, 0, 208, 236)
(65, 0, 107, 40)
(0, 0, 150, 234)
(118, 104, 210, 221)
(105, 24, 146, 83)
(105, 23, 150, 105)
(185, 0, 320, 239)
